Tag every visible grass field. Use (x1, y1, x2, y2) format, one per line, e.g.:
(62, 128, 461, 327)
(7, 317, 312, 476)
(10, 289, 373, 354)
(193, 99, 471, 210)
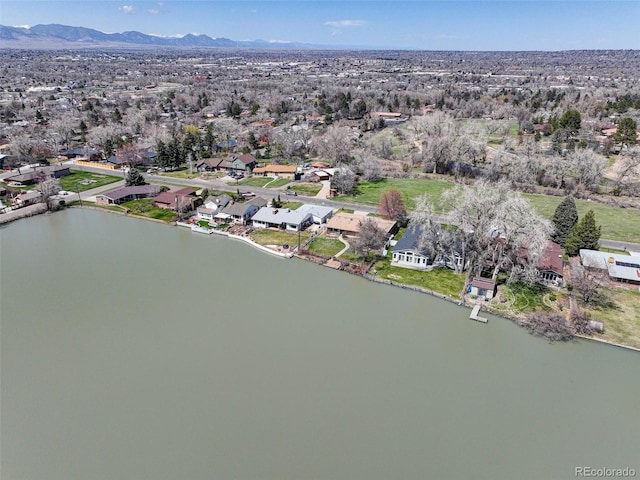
(333, 176, 640, 243)
(585, 288, 640, 350)
(289, 183, 322, 196)
(249, 228, 311, 247)
(334, 177, 454, 211)
(156, 167, 200, 179)
(522, 193, 640, 243)
(307, 237, 344, 257)
(371, 256, 466, 299)
(60, 171, 121, 192)
(489, 283, 554, 318)
(238, 177, 275, 187)
(121, 199, 177, 222)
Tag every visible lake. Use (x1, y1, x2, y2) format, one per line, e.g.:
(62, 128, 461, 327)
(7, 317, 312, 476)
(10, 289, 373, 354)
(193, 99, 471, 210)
(1, 209, 639, 479)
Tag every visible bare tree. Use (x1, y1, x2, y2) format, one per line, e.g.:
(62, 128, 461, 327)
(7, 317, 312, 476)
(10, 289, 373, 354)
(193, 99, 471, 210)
(36, 173, 61, 210)
(567, 149, 607, 192)
(353, 217, 386, 260)
(316, 125, 354, 165)
(331, 166, 357, 195)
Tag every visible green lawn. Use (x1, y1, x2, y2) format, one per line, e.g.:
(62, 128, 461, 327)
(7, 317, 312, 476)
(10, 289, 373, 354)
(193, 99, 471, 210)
(307, 237, 345, 257)
(489, 283, 553, 317)
(249, 228, 311, 247)
(586, 288, 640, 350)
(266, 178, 292, 188)
(239, 177, 276, 187)
(121, 199, 177, 222)
(61, 171, 121, 192)
(522, 193, 640, 243)
(156, 167, 200, 179)
(334, 177, 454, 211)
(371, 256, 466, 299)
(289, 183, 322, 196)
(280, 201, 303, 210)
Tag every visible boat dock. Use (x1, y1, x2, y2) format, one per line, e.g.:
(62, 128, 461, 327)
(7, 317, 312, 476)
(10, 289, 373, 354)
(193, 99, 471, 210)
(469, 305, 488, 323)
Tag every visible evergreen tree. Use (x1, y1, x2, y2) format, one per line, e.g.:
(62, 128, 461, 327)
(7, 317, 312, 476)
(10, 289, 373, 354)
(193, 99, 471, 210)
(558, 109, 581, 135)
(550, 196, 578, 247)
(125, 168, 146, 187)
(156, 140, 169, 170)
(613, 117, 638, 149)
(565, 210, 601, 256)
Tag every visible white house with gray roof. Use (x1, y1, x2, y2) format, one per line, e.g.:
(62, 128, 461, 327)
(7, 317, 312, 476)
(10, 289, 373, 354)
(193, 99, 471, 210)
(580, 249, 640, 284)
(251, 207, 312, 232)
(296, 204, 334, 224)
(391, 225, 432, 271)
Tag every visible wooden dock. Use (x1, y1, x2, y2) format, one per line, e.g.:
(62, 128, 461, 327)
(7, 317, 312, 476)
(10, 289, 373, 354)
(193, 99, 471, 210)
(469, 305, 488, 323)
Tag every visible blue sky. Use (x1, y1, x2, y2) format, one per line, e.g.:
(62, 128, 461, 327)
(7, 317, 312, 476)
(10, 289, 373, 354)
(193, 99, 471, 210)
(2, 1, 639, 50)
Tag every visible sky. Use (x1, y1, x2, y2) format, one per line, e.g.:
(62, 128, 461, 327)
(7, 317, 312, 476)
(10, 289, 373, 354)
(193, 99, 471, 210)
(2, 0, 639, 51)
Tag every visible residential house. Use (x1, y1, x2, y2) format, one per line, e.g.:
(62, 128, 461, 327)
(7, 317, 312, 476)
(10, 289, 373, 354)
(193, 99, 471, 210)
(215, 197, 264, 224)
(580, 249, 640, 284)
(6, 165, 71, 186)
(96, 184, 164, 205)
(251, 207, 312, 232)
(229, 154, 257, 174)
(391, 225, 432, 271)
(469, 276, 496, 300)
(296, 204, 334, 224)
(537, 241, 564, 286)
(196, 194, 232, 222)
(252, 164, 299, 179)
(326, 212, 398, 237)
(11, 190, 42, 207)
(153, 187, 202, 212)
(196, 158, 223, 172)
(308, 170, 332, 182)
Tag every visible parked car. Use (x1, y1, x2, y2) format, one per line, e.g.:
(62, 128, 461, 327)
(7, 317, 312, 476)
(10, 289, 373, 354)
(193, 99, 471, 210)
(285, 190, 297, 196)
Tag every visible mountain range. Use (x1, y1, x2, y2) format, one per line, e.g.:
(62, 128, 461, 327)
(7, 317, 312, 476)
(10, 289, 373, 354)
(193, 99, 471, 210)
(0, 24, 326, 49)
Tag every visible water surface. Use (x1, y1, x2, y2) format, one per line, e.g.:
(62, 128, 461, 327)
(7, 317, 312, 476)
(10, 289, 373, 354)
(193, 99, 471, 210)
(2, 209, 639, 479)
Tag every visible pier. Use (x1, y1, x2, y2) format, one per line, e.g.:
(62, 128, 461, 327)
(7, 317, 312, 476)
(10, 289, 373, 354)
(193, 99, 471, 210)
(470, 305, 488, 323)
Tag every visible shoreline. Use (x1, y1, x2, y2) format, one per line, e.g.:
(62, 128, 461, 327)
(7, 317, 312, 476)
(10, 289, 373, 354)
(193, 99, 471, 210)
(10, 204, 640, 354)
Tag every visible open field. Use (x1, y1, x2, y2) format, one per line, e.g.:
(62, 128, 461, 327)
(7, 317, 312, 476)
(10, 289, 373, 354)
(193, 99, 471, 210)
(522, 193, 640, 243)
(335, 177, 454, 211)
(156, 167, 200, 179)
(61, 171, 121, 192)
(239, 176, 276, 187)
(334, 177, 640, 243)
(289, 183, 322, 196)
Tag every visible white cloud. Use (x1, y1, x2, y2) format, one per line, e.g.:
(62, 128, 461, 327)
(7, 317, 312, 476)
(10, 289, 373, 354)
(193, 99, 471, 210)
(148, 9, 160, 14)
(324, 20, 366, 28)
(13, 24, 30, 29)
(120, 5, 135, 14)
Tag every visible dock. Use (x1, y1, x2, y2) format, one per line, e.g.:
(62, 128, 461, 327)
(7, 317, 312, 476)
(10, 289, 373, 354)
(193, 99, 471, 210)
(469, 305, 488, 323)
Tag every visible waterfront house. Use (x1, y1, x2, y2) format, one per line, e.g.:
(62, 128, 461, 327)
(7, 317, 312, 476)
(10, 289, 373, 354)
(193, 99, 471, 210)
(296, 204, 334, 224)
(537, 241, 564, 286)
(11, 190, 42, 207)
(154, 187, 201, 212)
(215, 198, 262, 225)
(6, 165, 70, 186)
(391, 225, 432, 271)
(96, 184, 164, 205)
(580, 249, 640, 284)
(196, 194, 232, 221)
(251, 207, 312, 232)
(326, 212, 397, 237)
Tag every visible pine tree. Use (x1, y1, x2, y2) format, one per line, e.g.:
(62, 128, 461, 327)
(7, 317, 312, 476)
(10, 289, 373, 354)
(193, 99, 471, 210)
(565, 210, 601, 256)
(550, 196, 578, 247)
